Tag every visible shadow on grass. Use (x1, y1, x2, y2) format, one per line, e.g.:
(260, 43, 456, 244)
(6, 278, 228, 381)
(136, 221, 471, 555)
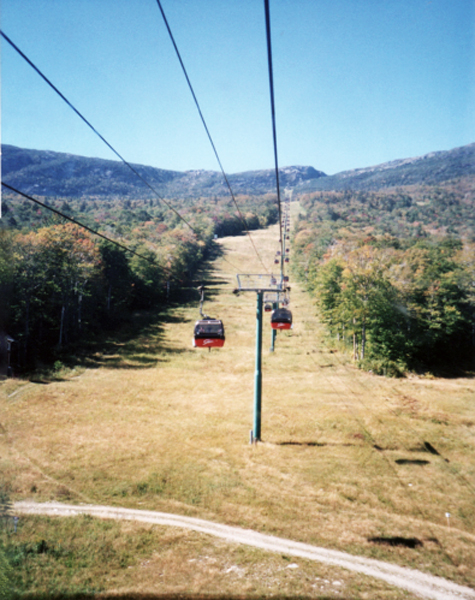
(395, 458, 430, 465)
(374, 443, 450, 465)
(20, 252, 230, 377)
(275, 441, 362, 448)
(27, 374, 80, 385)
(63, 307, 194, 372)
(409, 441, 450, 462)
(76, 313, 166, 370)
(368, 536, 423, 549)
(83, 354, 163, 370)
(277, 441, 325, 447)
(412, 359, 475, 379)
(186, 279, 230, 308)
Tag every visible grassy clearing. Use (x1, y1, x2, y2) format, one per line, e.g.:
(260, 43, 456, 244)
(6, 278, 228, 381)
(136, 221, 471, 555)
(1, 202, 475, 596)
(1, 515, 416, 599)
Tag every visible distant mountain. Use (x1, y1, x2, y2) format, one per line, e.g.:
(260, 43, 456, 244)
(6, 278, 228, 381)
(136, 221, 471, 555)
(297, 143, 475, 192)
(1, 145, 325, 199)
(2, 143, 473, 199)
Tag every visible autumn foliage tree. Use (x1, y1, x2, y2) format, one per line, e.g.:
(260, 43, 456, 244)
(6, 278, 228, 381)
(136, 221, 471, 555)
(1, 184, 279, 372)
(312, 238, 474, 374)
(7, 224, 102, 367)
(3, 220, 205, 370)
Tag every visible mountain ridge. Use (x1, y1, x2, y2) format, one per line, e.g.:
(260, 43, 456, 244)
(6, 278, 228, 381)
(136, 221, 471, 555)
(0, 144, 326, 198)
(298, 143, 475, 191)
(1, 142, 474, 199)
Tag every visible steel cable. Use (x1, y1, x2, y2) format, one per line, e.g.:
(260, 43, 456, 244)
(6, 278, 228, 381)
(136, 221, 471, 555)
(154, 0, 269, 274)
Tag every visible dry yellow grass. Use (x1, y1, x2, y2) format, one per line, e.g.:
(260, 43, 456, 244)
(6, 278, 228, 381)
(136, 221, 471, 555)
(1, 201, 475, 596)
(4, 514, 418, 599)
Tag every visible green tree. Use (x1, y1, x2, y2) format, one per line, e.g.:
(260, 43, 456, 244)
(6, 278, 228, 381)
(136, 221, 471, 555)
(400, 241, 469, 365)
(100, 243, 133, 316)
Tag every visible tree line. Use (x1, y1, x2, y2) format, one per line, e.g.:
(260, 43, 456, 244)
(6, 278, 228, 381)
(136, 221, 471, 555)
(1, 192, 278, 373)
(0, 222, 198, 371)
(293, 185, 475, 375)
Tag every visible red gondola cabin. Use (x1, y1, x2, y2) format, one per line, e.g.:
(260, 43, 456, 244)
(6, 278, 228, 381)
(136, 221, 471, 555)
(271, 308, 292, 330)
(193, 319, 225, 348)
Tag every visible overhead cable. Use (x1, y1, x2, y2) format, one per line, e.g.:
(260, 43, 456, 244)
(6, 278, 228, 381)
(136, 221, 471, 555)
(1, 30, 243, 274)
(155, 0, 269, 274)
(263, 0, 284, 273)
(1, 181, 181, 282)
(0, 30, 197, 235)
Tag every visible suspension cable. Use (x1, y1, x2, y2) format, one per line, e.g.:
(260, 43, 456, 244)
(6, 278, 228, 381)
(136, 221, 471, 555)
(2, 181, 181, 282)
(1, 29, 244, 274)
(263, 0, 284, 276)
(155, 0, 269, 274)
(0, 30, 197, 234)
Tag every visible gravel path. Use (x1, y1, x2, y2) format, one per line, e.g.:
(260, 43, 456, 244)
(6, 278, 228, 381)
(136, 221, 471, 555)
(14, 501, 475, 600)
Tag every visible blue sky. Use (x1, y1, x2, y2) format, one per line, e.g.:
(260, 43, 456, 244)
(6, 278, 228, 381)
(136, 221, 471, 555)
(1, 0, 474, 175)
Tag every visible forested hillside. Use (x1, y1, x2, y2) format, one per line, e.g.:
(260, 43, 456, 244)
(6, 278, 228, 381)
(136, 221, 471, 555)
(0, 183, 278, 373)
(293, 180, 475, 374)
(2, 141, 474, 375)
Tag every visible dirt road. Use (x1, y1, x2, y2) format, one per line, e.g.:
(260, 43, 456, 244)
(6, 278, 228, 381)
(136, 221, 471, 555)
(14, 500, 475, 600)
